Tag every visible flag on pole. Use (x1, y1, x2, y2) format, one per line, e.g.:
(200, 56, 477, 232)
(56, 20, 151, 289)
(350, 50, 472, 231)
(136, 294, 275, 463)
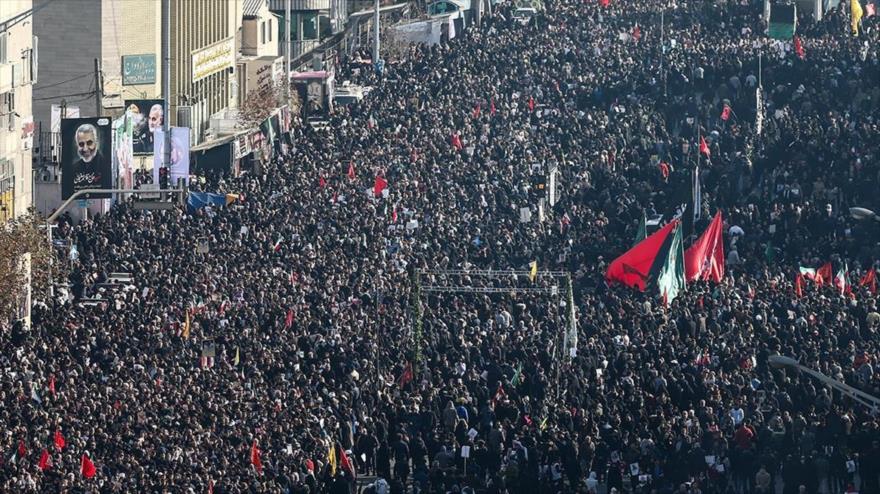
(328, 442, 337, 476)
(511, 362, 523, 387)
(692, 165, 702, 223)
(347, 162, 356, 180)
(529, 261, 538, 282)
(81, 454, 96, 479)
(699, 136, 711, 157)
(273, 239, 283, 252)
(451, 133, 463, 150)
(800, 266, 820, 284)
(632, 24, 641, 42)
(473, 103, 481, 119)
(684, 211, 724, 283)
(793, 36, 806, 59)
(285, 308, 294, 329)
(38, 449, 50, 471)
(397, 361, 413, 387)
(721, 105, 731, 121)
(606, 220, 678, 291)
(633, 212, 647, 247)
(657, 223, 686, 304)
(528, 96, 535, 112)
(490, 98, 496, 116)
(48, 375, 56, 396)
(817, 262, 833, 287)
(338, 444, 355, 477)
(859, 267, 877, 294)
(373, 176, 388, 197)
(251, 441, 263, 474)
(852, 0, 864, 35)
(54, 429, 66, 450)
(834, 263, 849, 296)
(319, 175, 327, 189)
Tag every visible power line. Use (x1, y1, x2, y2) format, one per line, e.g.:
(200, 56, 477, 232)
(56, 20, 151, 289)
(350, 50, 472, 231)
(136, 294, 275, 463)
(34, 72, 93, 91)
(33, 91, 95, 102)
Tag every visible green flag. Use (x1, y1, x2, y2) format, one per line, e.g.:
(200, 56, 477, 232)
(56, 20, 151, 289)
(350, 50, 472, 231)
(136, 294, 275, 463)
(511, 362, 523, 387)
(764, 240, 775, 263)
(657, 223, 686, 305)
(633, 212, 647, 247)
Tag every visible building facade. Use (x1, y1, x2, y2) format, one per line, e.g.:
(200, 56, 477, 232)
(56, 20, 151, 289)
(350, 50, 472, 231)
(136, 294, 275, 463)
(0, 0, 36, 222)
(32, 0, 243, 216)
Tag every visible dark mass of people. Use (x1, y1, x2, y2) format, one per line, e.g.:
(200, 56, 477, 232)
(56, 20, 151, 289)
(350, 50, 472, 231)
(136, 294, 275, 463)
(2, 0, 880, 493)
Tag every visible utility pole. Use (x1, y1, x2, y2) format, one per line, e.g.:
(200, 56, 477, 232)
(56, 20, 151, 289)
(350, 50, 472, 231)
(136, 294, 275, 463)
(285, 0, 291, 102)
(161, 0, 171, 190)
(93, 58, 102, 116)
(372, 0, 380, 74)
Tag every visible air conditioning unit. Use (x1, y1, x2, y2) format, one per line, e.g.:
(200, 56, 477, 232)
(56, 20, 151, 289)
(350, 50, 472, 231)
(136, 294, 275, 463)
(177, 106, 192, 129)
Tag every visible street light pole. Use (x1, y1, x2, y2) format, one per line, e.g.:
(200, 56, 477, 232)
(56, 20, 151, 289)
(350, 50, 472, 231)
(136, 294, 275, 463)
(769, 355, 880, 413)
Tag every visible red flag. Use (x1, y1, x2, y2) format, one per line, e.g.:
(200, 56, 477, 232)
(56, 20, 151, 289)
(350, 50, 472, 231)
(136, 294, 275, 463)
(208, 479, 214, 494)
(81, 454, 96, 479)
(721, 105, 731, 121)
(48, 375, 56, 396)
(793, 36, 806, 59)
(492, 383, 507, 405)
(451, 133, 463, 151)
(319, 175, 327, 189)
(473, 103, 481, 119)
(658, 162, 670, 180)
(868, 3, 876, 16)
(251, 441, 263, 474)
(397, 362, 413, 387)
(38, 449, 50, 471)
(373, 176, 388, 197)
(795, 273, 805, 298)
(305, 458, 315, 473)
(392, 206, 398, 223)
(54, 429, 66, 451)
(817, 262, 833, 287)
(606, 220, 678, 291)
(18, 439, 26, 458)
(599, 0, 610, 7)
(632, 25, 641, 42)
(338, 444, 355, 476)
(528, 96, 535, 112)
(684, 212, 725, 282)
(490, 98, 496, 116)
(859, 268, 877, 294)
(347, 162, 356, 180)
(285, 309, 294, 329)
(699, 136, 711, 157)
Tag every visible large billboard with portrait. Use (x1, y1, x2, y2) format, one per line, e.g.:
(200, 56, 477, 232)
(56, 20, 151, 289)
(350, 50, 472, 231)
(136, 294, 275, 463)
(124, 99, 165, 155)
(152, 127, 191, 186)
(61, 117, 113, 199)
(113, 115, 134, 189)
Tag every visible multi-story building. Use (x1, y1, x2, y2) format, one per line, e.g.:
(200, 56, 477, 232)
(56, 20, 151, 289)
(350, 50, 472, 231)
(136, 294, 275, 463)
(32, 0, 243, 216)
(0, 0, 36, 222)
(269, 0, 347, 60)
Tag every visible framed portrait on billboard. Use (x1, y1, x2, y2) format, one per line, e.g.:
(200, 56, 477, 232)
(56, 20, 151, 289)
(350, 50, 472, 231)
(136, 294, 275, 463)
(124, 99, 165, 155)
(61, 117, 113, 199)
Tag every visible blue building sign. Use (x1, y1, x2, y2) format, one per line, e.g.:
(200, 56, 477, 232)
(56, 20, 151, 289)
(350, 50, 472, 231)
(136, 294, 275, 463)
(122, 54, 157, 85)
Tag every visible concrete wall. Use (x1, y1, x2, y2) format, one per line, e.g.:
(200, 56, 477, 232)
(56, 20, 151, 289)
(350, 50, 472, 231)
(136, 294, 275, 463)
(33, 0, 102, 126)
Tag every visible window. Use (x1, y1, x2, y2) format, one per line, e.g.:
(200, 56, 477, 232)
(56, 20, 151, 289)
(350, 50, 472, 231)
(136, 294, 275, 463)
(0, 35, 6, 64)
(268, 19, 272, 42)
(261, 22, 266, 44)
(302, 13, 318, 41)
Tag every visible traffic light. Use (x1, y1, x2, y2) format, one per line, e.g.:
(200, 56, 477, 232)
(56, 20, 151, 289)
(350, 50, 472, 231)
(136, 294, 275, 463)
(159, 166, 169, 189)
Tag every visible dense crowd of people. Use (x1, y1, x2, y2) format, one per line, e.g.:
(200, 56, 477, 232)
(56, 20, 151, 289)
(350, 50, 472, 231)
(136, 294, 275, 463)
(2, 0, 880, 492)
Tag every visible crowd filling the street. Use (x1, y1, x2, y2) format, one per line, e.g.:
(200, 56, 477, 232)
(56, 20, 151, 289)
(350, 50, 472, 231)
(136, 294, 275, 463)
(3, 0, 880, 493)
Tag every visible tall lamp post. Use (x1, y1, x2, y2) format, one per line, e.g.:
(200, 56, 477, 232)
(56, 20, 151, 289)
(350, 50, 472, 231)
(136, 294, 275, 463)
(768, 355, 880, 414)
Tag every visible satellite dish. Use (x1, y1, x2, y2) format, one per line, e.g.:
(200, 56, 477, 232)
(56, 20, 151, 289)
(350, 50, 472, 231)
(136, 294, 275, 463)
(850, 207, 877, 221)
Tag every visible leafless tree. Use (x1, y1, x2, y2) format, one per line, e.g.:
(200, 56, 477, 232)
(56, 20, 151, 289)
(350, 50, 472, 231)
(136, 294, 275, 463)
(237, 80, 302, 129)
(0, 211, 56, 325)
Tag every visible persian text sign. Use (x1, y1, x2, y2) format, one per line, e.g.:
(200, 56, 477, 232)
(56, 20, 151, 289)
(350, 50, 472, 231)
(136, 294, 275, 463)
(122, 54, 157, 85)
(192, 37, 235, 83)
